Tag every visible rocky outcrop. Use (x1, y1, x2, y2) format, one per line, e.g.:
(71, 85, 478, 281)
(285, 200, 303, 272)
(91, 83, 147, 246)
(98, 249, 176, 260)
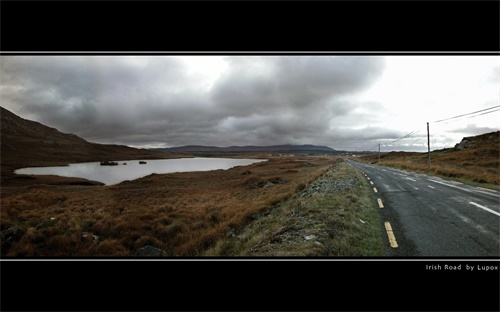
(454, 139, 470, 150)
(100, 161, 119, 166)
(454, 131, 500, 150)
(1, 226, 21, 242)
(133, 245, 166, 257)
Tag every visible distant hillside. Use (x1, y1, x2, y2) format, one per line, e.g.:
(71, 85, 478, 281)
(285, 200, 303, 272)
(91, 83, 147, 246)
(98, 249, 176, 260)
(153, 144, 336, 154)
(0, 106, 179, 170)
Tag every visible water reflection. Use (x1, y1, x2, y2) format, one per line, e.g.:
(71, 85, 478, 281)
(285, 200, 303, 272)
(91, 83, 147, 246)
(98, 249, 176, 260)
(15, 158, 266, 185)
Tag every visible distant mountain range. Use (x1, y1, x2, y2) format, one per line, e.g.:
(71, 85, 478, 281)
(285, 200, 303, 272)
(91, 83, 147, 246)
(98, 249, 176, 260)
(152, 144, 337, 154)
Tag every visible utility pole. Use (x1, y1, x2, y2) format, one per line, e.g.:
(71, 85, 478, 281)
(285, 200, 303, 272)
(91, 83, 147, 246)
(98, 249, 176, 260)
(427, 122, 431, 169)
(378, 143, 381, 164)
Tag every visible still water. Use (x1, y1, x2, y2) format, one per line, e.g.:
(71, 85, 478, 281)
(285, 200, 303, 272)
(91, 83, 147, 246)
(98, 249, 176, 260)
(15, 158, 266, 185)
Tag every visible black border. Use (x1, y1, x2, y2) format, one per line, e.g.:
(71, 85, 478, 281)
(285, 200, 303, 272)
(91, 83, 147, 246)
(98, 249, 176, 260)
(1, 0, 499, 52)
(1, 1, 499, 312)
(2, 259, 500, 311)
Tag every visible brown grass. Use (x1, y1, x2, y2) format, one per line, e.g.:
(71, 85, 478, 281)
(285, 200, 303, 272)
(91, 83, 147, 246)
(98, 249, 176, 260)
(202, 159, 384, 257)
(1, 155, 335, 257)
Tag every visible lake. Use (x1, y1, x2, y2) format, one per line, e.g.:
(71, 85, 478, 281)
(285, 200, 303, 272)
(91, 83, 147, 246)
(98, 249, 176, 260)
(14, 158, 267, 185)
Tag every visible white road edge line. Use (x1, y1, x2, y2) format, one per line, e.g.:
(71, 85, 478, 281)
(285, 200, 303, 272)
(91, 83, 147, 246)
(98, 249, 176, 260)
(428, 179, 499, 197)
(469, 202, 500, 217)
(428, 185, 435, 189)
(477, 187, 498, 193)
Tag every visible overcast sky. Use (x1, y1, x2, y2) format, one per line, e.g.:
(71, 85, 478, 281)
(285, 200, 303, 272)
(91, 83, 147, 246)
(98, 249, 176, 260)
(1, 55, 499, 152)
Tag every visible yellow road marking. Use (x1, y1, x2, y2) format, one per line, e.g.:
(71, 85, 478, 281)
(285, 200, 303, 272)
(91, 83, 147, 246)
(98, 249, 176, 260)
(373, 187, 378, 193)
(377, 198, 384, 208)
(384, 222, 398, 248)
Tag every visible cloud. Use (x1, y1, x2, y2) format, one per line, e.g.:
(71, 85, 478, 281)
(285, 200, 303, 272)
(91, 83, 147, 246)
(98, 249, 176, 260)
(211, 56, 385, 116)
(10, 54, 495, 152)
(449, 124, 499, 136)
(488, 65, 500, 84)
(1, 55, 389, 149)
(0, 56, 209, 139)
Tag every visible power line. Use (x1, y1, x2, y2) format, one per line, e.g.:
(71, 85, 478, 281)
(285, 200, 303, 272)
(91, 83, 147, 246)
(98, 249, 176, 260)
(468, 108, 500, 118)
(382, 129, 422, 146)
(347, 106, 499, 152)
(433, 105, 500, 123)
(434, 107, 500, 125)
(360, 129, 423, 153)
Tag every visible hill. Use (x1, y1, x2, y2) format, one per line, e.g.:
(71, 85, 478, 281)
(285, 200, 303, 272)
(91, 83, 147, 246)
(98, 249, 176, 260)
(0, 106, 183, 184)
(356, 131, 500, 185)
(153, 144, 336, 154)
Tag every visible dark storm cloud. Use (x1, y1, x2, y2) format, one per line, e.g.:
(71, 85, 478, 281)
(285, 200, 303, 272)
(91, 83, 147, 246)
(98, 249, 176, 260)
(209, 56, 386, 146)
(0, 56, 211, 141)
(1, 55, 386, 148)
(211, 56, 385, 116)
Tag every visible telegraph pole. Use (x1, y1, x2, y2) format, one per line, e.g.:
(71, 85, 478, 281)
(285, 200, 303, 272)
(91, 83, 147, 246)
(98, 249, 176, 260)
(378, 143, 381, 164)
(427, 122, 431, 168)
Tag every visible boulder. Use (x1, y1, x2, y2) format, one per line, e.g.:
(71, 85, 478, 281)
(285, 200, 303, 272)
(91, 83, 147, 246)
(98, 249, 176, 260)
(100, 160, 118, 166)
(1, 226, 21, 242)
(454, 139, 469, 150)
(133, 245, 166, 257)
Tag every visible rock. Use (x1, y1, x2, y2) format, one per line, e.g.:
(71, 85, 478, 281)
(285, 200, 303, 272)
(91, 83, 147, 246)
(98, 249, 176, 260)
(123, 163, 127, 165)
(454, 139, 469, 150)
(100, 160, 118, 166)
(269, 177, 288, 184)
(241, 170, 252, 175)
(81, 232, 100, 244)
(1, 226, 20, 241)
(133, 245, 166, 257)
(262, 182, 274, 188)
(226, 227, 236, 237)
(139, 161, 147, 164)
(304, 235, 317, 241)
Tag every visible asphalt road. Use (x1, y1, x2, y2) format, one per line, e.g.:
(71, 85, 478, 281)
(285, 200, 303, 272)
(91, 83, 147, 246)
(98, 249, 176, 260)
(347, 159, 500, 257)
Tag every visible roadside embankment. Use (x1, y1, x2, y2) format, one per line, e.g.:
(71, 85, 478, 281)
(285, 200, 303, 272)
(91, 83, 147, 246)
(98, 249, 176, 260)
(203, 159, 384, 256)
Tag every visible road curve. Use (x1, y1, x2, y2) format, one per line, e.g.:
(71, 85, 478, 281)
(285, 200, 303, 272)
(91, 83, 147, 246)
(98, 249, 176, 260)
(347, 159, 500, 257)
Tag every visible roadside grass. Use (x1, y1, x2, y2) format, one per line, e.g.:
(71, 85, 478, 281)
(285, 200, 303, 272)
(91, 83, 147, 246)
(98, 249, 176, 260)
(202, 160, 385, 257)
(364, 159, 499, 189)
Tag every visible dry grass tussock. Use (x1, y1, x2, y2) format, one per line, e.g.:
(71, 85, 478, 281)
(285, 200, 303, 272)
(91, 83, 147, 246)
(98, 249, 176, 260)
(1, 156, 337, 257)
